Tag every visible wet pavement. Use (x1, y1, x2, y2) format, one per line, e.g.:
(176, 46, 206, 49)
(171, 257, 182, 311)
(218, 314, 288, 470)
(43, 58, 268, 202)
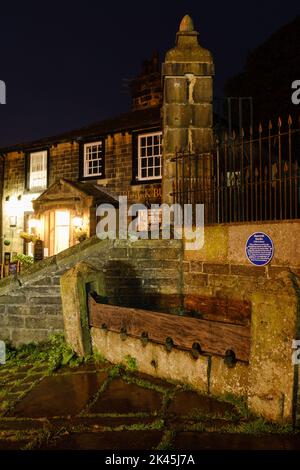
(89, 378, 163, 414)
(0, 360, 300, 450)
(12, 371, 108, 417)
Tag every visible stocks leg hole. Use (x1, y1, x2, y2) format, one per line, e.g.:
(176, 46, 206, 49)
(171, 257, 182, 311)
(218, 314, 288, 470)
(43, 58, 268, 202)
(224, 349, 237, 367)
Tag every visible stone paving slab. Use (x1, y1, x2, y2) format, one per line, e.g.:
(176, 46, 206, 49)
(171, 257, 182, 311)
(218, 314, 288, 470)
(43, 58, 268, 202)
(10, 371, 108, 418)
(56, 363, 109, 374)
(128, 372, 177, 390)
(0, 439, 29, 450)
(49, 416, 157, 429)
(9, 383, 33, 393)
(1, 359, 300, 450)
(89, 378, 163, 415)
(173, 431, 300, 450)
(168, 391, 237, 418)
(43, 430, 164, 450)
(0, 418, 48, 431)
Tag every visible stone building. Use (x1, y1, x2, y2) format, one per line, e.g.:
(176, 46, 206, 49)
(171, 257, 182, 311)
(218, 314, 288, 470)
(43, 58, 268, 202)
(0, 15, 213, 262)
(1, 15, 300, 427)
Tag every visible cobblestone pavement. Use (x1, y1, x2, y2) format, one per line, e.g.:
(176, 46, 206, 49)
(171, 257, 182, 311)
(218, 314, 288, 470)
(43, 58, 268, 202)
(0, 360, 300, 450)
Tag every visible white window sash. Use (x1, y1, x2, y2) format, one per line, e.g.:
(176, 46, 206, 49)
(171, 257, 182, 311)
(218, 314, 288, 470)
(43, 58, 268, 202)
(137, 131, 162, 181)
(29, 151, 47, 189)
(84, 141, 103, 177)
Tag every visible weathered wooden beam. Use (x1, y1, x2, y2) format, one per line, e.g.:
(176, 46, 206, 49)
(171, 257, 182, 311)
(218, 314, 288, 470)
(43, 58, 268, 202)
(88, 295, 251, 362)
(184, 295, 251, 326)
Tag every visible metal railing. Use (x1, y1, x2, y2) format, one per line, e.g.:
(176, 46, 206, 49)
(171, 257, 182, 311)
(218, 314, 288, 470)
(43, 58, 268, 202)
(171, 116, 300, 224)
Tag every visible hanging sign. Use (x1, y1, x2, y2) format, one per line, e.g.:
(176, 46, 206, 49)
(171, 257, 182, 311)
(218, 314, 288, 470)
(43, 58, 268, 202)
(34, 240, 44, 262)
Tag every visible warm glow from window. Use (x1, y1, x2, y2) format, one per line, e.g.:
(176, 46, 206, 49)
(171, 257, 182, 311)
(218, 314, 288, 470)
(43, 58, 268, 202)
(73, 216, 83, 228)
(29, 218, 40, 230)
(56, 211, 70, 226)
(55, 211, 70, 254)
(29, 151, 47, 190)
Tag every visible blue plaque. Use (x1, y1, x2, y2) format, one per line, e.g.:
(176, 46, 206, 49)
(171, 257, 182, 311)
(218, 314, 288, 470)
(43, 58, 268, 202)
(245, 232, 274, 266)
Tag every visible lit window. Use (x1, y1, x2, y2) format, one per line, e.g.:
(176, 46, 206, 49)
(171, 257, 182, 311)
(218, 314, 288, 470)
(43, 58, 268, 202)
(29, 151, 47, 190)
(55, 210, 70, 254)
(137, 208, 162, 231)
(138, 132, 162, 181)
(84, 141, 104, 178)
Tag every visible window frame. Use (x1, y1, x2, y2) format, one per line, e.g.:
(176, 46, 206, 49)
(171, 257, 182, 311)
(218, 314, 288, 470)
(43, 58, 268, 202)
(25, 148, 49, 192)
(82, 139, 105, 179)
(137, 131, 162, 182)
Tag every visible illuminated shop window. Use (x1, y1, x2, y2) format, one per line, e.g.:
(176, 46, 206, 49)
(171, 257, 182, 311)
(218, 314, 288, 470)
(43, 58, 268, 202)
(138, 132, 162, 181)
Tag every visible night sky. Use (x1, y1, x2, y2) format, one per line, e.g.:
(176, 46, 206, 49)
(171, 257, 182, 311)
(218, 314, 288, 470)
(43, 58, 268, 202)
(0, 0, 299, 147)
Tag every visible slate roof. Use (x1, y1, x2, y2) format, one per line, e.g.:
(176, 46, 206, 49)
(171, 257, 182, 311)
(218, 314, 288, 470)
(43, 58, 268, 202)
(0, 106, 161, 153)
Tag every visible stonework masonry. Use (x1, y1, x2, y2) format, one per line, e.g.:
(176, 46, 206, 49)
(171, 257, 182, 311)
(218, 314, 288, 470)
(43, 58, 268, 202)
(49, 142, 79, 185)
(1, 131, 162, 255)
(99, 132, 162, 204)
(0, 14, 300, 427)
(0, 237, 182, 346)
(1, 16, 218, 258)
(161, 15, 214, 204)
(1, 221, 300, 423)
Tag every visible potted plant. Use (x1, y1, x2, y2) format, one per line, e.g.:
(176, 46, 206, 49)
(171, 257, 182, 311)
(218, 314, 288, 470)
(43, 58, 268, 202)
(74, 227, 88, 243)
(19, 232, 38, 243)
(12, 254, 34, 270)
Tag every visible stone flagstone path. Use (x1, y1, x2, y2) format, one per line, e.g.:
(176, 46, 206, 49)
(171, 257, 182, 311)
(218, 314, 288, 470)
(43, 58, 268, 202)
(0, 360, 300, 450)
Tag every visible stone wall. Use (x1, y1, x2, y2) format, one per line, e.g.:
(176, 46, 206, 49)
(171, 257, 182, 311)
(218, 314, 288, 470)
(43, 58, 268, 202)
(183, 221, 300, 304)
(1, 220, 300, 424)
(161, 16, 214, 204)
(100, 132, 162, 205)
(49, 141, 79, 185)
(1, 133, 162, 257)
(183, 221, 300, 424)
(2, 143, 80, 255)
(2, 151, 28, 256)
(0, 273, 63, 345)
(91, 327, 249, 399)
(0, 237, 182, 346)
(59, 220, 299, 424)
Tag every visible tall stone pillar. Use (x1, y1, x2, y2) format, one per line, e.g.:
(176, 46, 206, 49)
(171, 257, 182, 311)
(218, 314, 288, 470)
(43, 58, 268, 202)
(162, 15, 214, 204)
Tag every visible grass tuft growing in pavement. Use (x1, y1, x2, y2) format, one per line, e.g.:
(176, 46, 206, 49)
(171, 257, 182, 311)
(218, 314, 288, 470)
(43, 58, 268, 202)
(5, 334, 78, 371)
(108, 363, 125, 378)
(221, 393, 251, 418)
(156, 429, 175, 450)
(124, 355, 138, 372)
(223, 417, 295, 435)
(3, 334, 104, 372)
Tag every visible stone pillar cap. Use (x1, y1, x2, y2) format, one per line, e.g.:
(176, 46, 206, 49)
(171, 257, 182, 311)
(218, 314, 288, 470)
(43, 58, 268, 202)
(164, 14, 214, 66)
(179, 15, 194, 32)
